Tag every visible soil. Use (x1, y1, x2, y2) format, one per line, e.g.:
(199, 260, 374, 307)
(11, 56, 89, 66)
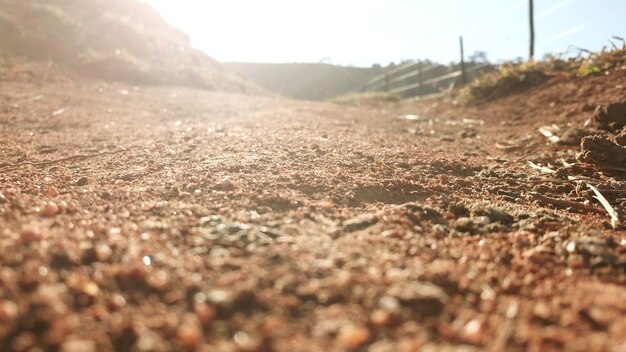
(1, 65, 626, 352)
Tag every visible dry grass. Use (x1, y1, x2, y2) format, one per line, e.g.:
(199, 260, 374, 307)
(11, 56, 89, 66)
(462, 38, 626, 103)
(329, 92, 400, 106)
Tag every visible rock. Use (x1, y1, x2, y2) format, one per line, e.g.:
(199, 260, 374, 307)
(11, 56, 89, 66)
(75, 177, 89, 186)
(343, 213, 378, 232)
(594, 101, 626, 132)
(386, 281, 449, 315)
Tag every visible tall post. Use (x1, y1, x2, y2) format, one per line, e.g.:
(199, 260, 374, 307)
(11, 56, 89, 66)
(529, 0, 535, 61)
(417, 60, 424, 96)
(459, 36, 467, 85)
(384, 73, 390, 92)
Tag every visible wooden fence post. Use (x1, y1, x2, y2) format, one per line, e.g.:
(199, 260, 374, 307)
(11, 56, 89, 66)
(529, 0, 535, 61)
(384, 73, 390, 92)
(459, 36, 467, 85)
(418, 60, 424, 96)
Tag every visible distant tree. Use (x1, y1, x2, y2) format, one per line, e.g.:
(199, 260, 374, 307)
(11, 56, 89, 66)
(370, 63, 384, 74)
(319, 57, 332, 64)
(469, 51, 488, 63)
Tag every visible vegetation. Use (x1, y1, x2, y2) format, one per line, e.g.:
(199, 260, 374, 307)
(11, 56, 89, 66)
(0, 0, 261, 93)
(462, 38, 626, 102)
(228, 62, 381, 101)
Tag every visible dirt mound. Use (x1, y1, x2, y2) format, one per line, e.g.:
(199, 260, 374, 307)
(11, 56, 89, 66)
(594, 101, 626, 132)
(0, 0, 262, 93)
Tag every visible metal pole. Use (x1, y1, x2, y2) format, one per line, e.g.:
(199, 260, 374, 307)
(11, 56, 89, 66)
(459, 36, 467, 85)
(529, 0, 535, 61)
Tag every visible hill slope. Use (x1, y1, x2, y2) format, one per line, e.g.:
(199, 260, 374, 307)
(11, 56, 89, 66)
(0, 0, 261, 93)
(228, 62, 381, 100)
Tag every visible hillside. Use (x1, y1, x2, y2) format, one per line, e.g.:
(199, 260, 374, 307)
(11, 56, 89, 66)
(227, 62, 381, 100)
(0, 0, 261, 93)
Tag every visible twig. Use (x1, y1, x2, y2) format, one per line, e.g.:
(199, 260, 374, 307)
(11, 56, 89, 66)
(528, 192, 605, 214)
(587, 184, 622, 229)
(495, 142, 520, 151)
(527, 161, 556, 174)
(0, 146, 141, 171)
(479, 176, 598, 185)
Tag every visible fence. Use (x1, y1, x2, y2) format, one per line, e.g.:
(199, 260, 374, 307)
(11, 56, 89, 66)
(361, 59, 493, 98)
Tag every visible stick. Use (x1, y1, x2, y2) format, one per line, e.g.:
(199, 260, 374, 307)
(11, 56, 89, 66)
(528, 192, 605, 214)
(587, 184, 622, 229)
(479, 176, 598, 185)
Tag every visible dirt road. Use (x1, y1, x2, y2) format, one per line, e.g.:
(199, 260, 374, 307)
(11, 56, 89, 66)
(1, 77, 625, 351)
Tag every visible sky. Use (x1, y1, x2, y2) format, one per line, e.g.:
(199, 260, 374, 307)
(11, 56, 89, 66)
(142, 0, 626, 67)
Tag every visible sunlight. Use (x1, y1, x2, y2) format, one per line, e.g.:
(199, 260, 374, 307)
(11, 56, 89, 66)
(142, 0, 385, 64)
(141, 0, 626, 66)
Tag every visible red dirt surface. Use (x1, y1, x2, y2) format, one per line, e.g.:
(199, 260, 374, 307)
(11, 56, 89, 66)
(1, 66, 625, 351)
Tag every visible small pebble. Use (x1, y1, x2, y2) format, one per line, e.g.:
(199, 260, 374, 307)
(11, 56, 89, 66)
(94, 243, 112, 262)
(370, 310, 395, 326)
(460, 319, 485, 345)
(215, 176, 237, 191)
(337, 325, 370, 350)
(194, 303, 216, 327)
(40, 201, 60, 217)
(46, 187, 59, 198)
(60, 340, 97, 352)
(20, 229, 43, 244)
(75, 177, 89, 186)
(177, 321, 202, 351)
(0, 300, 18, 321)
(83, 282, 100, 297)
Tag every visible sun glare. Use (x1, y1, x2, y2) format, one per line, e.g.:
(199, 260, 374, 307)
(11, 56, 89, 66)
(141, 0, 391, 64)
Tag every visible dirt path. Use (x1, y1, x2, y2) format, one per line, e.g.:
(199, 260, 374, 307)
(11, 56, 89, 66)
(1, 78, 625, 351)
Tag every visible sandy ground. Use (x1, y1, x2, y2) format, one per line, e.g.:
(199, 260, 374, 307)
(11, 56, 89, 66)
(0, 70, 625, 351)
